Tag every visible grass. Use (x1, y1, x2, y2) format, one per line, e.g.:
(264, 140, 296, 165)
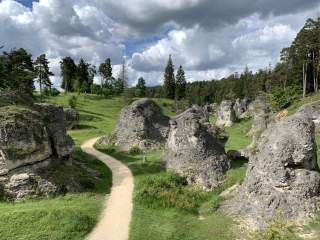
(96, 145, 249, 240)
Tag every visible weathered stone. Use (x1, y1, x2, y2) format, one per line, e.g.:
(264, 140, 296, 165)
(36, 103, 74, 158)
(64, 108, 80, 130)
(297, 101, 320, 130)
(165, 107, 230, 190)
(0, 90, 34, 108)
(0, 107, 52, 174)
(233, 97, 252, 119)
(225, 112, 320, 228)
(247, 95, 273, 150)
(100, 98, 170, 150)
(216, 100, 236, 127)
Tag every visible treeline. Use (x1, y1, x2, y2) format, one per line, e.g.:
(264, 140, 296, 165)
(148, 17, 320, 109)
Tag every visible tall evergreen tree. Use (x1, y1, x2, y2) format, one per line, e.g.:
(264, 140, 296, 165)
(35, 54, 53, 98)
(0, 54, 8, 89)
(163, 55, 175, 99)
(135, 77, 146, 97)
(77, 58, 90, 93)
(99, 58, 113, 87)
(5, 48, 35, 95)
(60, 57, 77, 93)
(175, 65, 186, 100)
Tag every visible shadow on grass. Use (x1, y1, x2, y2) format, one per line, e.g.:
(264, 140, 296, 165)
(80, 113, 103, 122)
(80, 109, 107, 118)
(74, 124, 98, 130)
(230, 156, 248, 169)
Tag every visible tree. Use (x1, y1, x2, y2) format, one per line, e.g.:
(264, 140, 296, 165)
(88, 65, 96, 93)
(0, 54, 8, 89)
(135, 77, 146, 97)
(5, 48, 35, 95)
(118, 58, 129, 101)
(76, 58, 90, 93)
(175, 65, 186, 100)
(60, 57, 77, 93)
(35, 54, 53, 99)
(99, 58, 112, 87)
(163, 55, 175, 99)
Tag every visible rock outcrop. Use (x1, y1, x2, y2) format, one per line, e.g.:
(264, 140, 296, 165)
(0, 103, 75, 200)
(64, 108, 80, 130)
(165, 107, 230, 190)
(233, 97, 252, 119)
(225, 112, 320, 228)
(100, 98, 170, 150)
(297, 101, 320, 130)
(216, 100, 236, 127)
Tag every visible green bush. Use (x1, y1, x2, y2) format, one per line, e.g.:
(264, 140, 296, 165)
(134, 172, 208, 213)
(271, 86, 300, 110)
(68, 95, 78, 109)
(199, 195, 224, 215)
(129, 146, 142, 155)
(43, 88, 60, 96)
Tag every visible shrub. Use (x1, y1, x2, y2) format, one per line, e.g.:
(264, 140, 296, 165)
(43, 88, 60, 96)
(134, 172, 208, 213)
(129, 146, 142, 155)
(271, 86, 300, 110)
(68, 95, 77, 109)
(199, 195, 224, 215)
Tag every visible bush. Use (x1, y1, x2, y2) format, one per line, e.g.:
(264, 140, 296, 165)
(271, 86, 300, 110)
(134, 172, 208, 213)
(68, 95, 78, 109)
(199, 195, 224, 215)
(43, 88, 60, 96)
(129, 146, 142, 155)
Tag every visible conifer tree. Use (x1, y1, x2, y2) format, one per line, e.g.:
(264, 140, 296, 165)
(135, 77, 146, 97)
(163, 55, 175, 99)
(35, 54, 53, 98)
(60, 56, 77, 93)
(175, 65, 186, 100)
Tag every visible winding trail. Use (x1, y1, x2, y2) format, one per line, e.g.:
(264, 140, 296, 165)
(81, 138, 134, 240)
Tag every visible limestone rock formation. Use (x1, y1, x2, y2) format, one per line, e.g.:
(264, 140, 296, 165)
(64, 108, 80, 130)
(225, 112, 320, 228)
(100, 98, 170, 150)
(216, 100, 236, 127)
(233, 97, 252, 119)
(0, 103, 75, 200)
(247, 95, 273, 150)
(165, 107, 230, 190)
(297, 101, 320, 129)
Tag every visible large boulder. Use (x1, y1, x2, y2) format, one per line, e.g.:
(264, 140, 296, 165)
(36, 103, 74, 158)
(100, 98, 170, 150)
(216, 100, 236, 127)
(0, 103, 75, 200)
(64, 108, 80, 130)
(225, 112, 320, 228)
(165, 107, 230, 190)
(0, 107, 52, 175)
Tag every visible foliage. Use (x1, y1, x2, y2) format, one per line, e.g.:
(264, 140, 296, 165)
(43, 87, 60, 96)
(163, 55, 175, 99)
(129, 146, 143, 155)
(60, 56, 77, 93)
(271, 86, 300, 110)
(34, 54, 53, 98)
(68, 95, 78, 109)
(175, 65, 186, 100)
(135, 77, 146, 97)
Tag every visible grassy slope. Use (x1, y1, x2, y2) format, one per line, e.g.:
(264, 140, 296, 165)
(0, 94, 123, 240)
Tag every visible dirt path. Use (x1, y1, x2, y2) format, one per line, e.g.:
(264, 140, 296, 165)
(81, 138, 134, 240)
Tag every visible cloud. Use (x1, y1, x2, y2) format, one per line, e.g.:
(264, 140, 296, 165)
(1, 0, 320, 88)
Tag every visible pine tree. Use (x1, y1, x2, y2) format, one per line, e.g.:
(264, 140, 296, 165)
(60, 57, 77, 93)
(175, 65, 186, 100)
(135, 77, 146, 97)
(6, 48, 35, 96)
(77, 58, 90, 93)
(99, 58, 113, 87)
(35, 54, 53, 99)
(163, 55, 175, 99)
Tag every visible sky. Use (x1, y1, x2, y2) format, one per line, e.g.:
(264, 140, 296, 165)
(1, 0, 320, 87)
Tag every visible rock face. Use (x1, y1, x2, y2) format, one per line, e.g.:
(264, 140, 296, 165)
(297, 101, 320, 129)
(233, 97, 252, 119)
(102, 98, 170, 150)
(225, 112, 320, 228)
(216, 100, 236, 127)
(64, 108, 80, 130)
(247, 95, 272, 150)
(165, 107, 230, 190)
(0, 103, 75, 200)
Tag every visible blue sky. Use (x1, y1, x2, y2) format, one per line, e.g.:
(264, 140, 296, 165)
(1, 0, 320, 87)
